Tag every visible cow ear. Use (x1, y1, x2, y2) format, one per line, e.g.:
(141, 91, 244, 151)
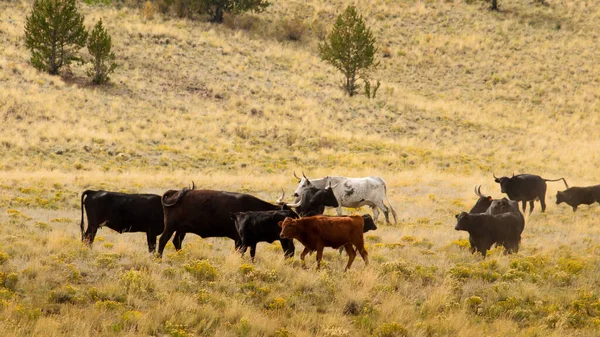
(278, 221, 283, 227)
(487, 196, 492, 201)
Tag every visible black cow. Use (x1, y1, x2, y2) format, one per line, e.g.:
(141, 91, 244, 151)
(466, 186, 524, 254)
(158, 186, 290, 257)
(231, 210, 298, 262)
(454, 211, 523, 258)
(556, 185, 600, 212)
(493, 173, 569, 214)
(80, 190, 184, 252)
(285, 182, 339, 217)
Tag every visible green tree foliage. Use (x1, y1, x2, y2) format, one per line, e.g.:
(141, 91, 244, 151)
(87, 19, 117, 84)
(319, 6, 378, 97)
(199, 0, 270, 23)
(24, 0, 87, 75)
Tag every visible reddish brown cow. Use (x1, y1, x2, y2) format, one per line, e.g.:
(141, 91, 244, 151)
(278, 215, 368, 271)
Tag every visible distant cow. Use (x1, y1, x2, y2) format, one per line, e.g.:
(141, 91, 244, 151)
(159, 185, 290, 257)
(556, 185, 600, 212)
(293, 172, 397, 223)
(279, 215, 369, 270)
(231, 210, 298, 262)
(493, 173, 569, 214)
(454, 211, 523, 258)
(80, 190, 183, 252)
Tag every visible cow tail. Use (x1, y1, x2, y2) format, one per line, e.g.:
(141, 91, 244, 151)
(383, 184, 398, 224)
(80, 190, 90, 241)
(544, 177, 569, 189)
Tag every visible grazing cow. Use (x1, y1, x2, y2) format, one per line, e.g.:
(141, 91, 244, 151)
(283, 183, 340, 217)
(80, 190, 183, 252)
(556, 185, 600, 212)
(292, 172, 397, 223)
(278, 215, 369, 270)
(158, 186, 290, 257)
(493, 173, 569, 214)
(454, 211, 523, 258)
(231, 210, 298, 262)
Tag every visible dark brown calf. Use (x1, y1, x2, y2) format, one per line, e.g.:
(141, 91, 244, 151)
(279, 215, 368, 271)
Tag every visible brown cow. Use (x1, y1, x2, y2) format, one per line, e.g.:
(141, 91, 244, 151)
(278, 215, 368, 271)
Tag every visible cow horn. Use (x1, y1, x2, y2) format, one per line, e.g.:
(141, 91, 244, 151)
(302, 172, 311, 185)
(330, 183, 339, 189)
(293, 171, 300, 180)
(493, 173, 498, 179)
(191, 181, 195, 190)
(276, 188, 285, 204)
(285, 193, 303, 208)
(511, 172, 515, 178)
(474, 185, 485, 198)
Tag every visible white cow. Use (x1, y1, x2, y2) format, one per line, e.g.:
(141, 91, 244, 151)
(292, 172, 397, 224)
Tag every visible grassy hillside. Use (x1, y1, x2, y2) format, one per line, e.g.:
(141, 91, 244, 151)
(1, 0, 600, 336)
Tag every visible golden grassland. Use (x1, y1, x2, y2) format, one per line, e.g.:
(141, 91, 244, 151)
(1, 0, 600, 335)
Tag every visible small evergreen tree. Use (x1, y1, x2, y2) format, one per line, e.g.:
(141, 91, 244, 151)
(24, 0, 87, 75)
(199, 0, 270, 23)
(87, 19, 117, 84)
(319, 6, 378, 97)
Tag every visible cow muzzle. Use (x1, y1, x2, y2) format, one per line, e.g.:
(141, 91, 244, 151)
(293, 193, 298, 197)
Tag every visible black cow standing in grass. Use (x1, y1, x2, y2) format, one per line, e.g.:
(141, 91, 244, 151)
(159, 186, 296, 258)
(493, 173, 569, 214)
(231, 210, 298, 262)
(466, 185, 524, 254)
(454, 211, 524, 258)
(556, 185, 600, 212)
(80, 190, 184, 253)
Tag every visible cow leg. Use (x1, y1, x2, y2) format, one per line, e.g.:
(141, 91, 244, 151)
(540, 197, 547, 213)
(238, 245, 248, 257)
(336, 206, 344, 216)
(249, 244, 257, 263)
(172, 232, 186, 251)
(469, 236, 476, 254)
(343, 244, 357, 271)
(529, 201, 535, 215)
(146, 231, 157, 253)
(84, 224, 99, 246)
(315, 244, 324, 270)
(573, 205, 578, 212)
(373, 201, 390, 224)
(371, 206, 380, 222)
(157, 225, 177, 258)
(300, 247, 310, 269)
(280, 239, 295, 259)
(521, 201, 527, 213)
(357, 245, 369, 266)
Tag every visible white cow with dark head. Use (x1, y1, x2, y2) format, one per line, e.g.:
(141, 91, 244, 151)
(292, 172, 397, 224)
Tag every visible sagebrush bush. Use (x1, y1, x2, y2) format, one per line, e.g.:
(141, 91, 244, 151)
(278, 17, 307, 41)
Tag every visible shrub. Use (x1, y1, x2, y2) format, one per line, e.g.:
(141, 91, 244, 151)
(372, 322, 408, 337)
(142, 0, 157, 20)
(87, 19, 117, 84)
(183, 260, 218, 281)
(24, 0, 88, 75)
(319, 5, 378, 97)
(199, 0, 270, 23)
(278, 17, 307, 41)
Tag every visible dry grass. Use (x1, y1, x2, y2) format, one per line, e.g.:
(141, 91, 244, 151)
(2, 0, 600, 335)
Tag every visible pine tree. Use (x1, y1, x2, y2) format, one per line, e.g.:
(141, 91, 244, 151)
(24, 0, 87, 75)
(319, 6, 378, 97)
(87, 19, 117, 84)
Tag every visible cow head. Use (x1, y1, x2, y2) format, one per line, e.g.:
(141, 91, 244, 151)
(362, 214, 377, 232)
(278, 217, 298, 239)
(556, 190, 568, 205)
(454, 211, 471, 231)
(293, 171, 313, 198)
(488, 197, 513, 215)
(470, 185, 493, 213)
(493, 173, 514, 193)
(321, 181, 340, 207)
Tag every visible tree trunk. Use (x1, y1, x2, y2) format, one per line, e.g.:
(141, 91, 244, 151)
(213, 5, 224, 23)
(490, 0, 498, 11)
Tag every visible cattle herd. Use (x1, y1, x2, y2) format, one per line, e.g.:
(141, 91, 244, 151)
(78, 172, 600, 269)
